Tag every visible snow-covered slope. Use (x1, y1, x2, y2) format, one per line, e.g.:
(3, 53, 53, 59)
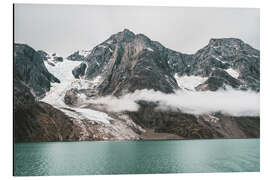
(78, 49, 91, 57)
(41, 59, 112, 124)
(42, 59, 82, 105)
(174, 74, 208, 91)
(40, 58, 144, 139)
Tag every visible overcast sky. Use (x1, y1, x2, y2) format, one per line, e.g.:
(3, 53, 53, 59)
(14, 4, 260, 57)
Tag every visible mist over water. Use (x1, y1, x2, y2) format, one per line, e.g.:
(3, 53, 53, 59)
(88, 89, 260, 116)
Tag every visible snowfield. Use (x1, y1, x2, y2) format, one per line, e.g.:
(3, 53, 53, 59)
(42, 59, 82, 106)
(226, 68, 240, 79)
(78, 49, 91, 57)
(174, 74, 208, 90)
(41, 59, 111, 124)
(40, 58, 144, 139)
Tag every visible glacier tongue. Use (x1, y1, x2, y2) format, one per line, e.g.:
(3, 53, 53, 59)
(42, 59, 82, 106)
(40, 58, 143, 140)
(41, 59, 111, 124)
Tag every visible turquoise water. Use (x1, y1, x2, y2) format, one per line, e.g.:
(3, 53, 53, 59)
(14, 139, 260, 176)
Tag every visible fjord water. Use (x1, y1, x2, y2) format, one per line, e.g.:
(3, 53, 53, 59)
(14, 139, 259, 176)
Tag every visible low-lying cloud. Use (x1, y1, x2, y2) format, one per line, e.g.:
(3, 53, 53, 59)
(88, 89, 260, 116)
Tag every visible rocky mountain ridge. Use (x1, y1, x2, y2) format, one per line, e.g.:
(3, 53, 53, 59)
(72, 29, 260, 97)
(67, 50, 91, 61)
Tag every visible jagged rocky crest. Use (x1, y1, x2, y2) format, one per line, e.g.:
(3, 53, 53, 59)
(72, 29, 181, 96)
(72, 29, 260, 97)
(67, 50, 91, 61)
(191, 38, 260, 91)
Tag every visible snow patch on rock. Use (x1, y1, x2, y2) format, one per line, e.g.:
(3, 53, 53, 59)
(226, 68, 240, 79)
(174, 75, 208, 90)
(212, 55, 225, 64)
(146, 47, 154, 51)
(78, 50, 91, 57)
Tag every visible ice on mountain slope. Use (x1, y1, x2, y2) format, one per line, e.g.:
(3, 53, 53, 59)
(60, 107, 111, 124)
(42, 60, 103, 104)
(40, 58, 145, 137)
(78, 50, 91, 57)
(174, 74, 208, 90)
(41, 59, 111, 124)
(42, 59, 82, 105)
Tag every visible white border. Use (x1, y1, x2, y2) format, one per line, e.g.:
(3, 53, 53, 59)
(1, 0, 270, 180)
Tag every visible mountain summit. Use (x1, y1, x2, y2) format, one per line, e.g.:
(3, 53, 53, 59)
(72, 29, 189, 96)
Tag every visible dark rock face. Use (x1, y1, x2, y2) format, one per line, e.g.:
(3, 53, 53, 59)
(64, 88, 79, 106)
(37, 50, 64, 62)
(73, 29, 182, 96)
(72, 63, 87, 78)
(50, 53, 64, 62)
(127, 101, 260, 139)
(54, 56, 63, 62)
(72, 30, 260, 95)
(189, 38, 260, 91)
(37, 50, 49, 61)
(14, 44, 60, 98)
(195, 69, 242, 91)
(14, 74, 79, 142)
(67, 51, 86, 61)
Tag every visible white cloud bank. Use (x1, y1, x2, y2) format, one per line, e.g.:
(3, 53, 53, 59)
(88, 89, 259, 117)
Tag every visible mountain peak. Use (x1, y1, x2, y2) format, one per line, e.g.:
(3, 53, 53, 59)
(123, 28, 134, 34)
(209, 38, 244, 47)
(109, 28, 135, 42)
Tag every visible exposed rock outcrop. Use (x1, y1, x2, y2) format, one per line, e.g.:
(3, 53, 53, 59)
(72, 63, 87, 78)
(37, 50, 49, 61)
(14, 44, 60, 98)
(189, 38, 260, 91)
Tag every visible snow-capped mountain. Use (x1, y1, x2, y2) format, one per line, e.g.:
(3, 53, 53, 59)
(72, 29, 260, 97)
(13, 29, 260, 142)
(186, 38, 260, 91)
(72, 29, 179, 96)
(14, 45, 143, 142)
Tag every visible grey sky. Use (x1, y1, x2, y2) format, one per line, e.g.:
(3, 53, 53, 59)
(14, 4, 260, 57)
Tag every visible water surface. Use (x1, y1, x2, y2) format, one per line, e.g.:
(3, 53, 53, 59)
(14, 139, 260, 176)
